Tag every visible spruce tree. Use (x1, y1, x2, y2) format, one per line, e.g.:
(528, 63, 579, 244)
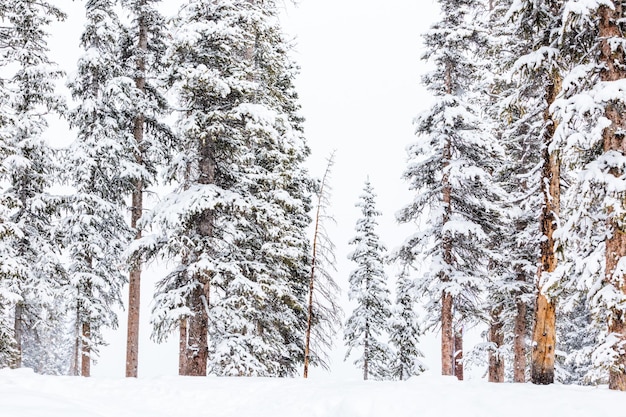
(63, 0, 133, 376)
(344, 180, 392, 381)
(136, 0, 313, 377)
(118, 0, 172, 378)
(0, 0, 66, 369)
(396, 0, 503, 379)
(388, 266, 426, 380)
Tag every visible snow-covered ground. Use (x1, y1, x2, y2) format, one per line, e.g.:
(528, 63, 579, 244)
(1, 368, 623, 417)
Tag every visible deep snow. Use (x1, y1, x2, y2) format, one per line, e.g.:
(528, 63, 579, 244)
(1, 368, 624, 417)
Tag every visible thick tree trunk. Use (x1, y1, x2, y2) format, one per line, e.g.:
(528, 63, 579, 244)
(441, 292, 454, 376)
(599, 2, 626, 391)
(488, 310, 505, 382)
(125, 1, 148, 379)
(182, 280, 209, 376)
(454, 327, 463, 381)
(513, 292, 527, 382)
(530, 72, 561, 385)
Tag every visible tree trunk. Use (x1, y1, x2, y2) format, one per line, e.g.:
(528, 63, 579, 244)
(81, 321, 91, 377)
(489, 310, 505, 382)
(363, 323, 369, 381)
(513, 293, 527, 382)
(530, 71, 561, 385)
(179, 318, 188, 375)
(182, 280, 209, 376)
(441, 293, 453, 377)
(599, 2, 626, 391)
(125, 0, 148, 379)
(13, 303, 23, 369)
(454, 327, 463, 381)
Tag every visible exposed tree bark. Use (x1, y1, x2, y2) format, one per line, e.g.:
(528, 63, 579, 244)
(13, 303, 22, 369)
(599, 1, 626, 391)
(488, 309, 505, 382)
(454, 327, 463, 381)
(513, 288, 527, 382)
(179, 319, 188, 375)
(81, 321, 91, 377)
(125, 0, 148, 379)
(363, 322, 369, 381)
(530, 70, 561, 385)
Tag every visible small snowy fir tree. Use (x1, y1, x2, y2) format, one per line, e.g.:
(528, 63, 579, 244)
(0, 0, 67, 369)
(344, 180, 392, 380)
(388, 266, 426, 380)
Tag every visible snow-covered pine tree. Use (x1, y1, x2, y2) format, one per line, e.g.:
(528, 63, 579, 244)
(135, 0, 313, 377)
(0, 0, 67, 370)
(63, 0, 135, 377)
(118, 0, 172, 378)
(504, 0, 570, 385)
(396, 0, 503, 379)
(551, 0, 626, 390)
(388, 265, 426, 380)
(343, 180, 392, 381)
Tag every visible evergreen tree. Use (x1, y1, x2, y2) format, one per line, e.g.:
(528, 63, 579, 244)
(0, 0, 66, 369)
(343, 180, 392, 381)
(388, 266, 426, 380)
(118, 0, 172, 378)
(135, 0, 313, 377)
(396, 0, 503, 379)
(63, 0, 133, 376)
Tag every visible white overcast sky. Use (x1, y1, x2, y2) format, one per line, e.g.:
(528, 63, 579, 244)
(47, 0, 442, 378)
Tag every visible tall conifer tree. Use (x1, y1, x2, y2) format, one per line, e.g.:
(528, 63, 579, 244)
(396, 0, 503, 379)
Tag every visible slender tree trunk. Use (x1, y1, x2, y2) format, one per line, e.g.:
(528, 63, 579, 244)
(513, 290, 527, 382)
(179, 318, 188, 375)
(304, 157, 333, 378)
(489, 309, 505, 382)
(363, 323, 369, 381)
(530, 71, 561, 385)
(598, 2, 626, 391)
(125, 1, 148, 379)
(13, 303, 23, 369)
(454, 327, 463, 381)
(81, 321, 91, 377)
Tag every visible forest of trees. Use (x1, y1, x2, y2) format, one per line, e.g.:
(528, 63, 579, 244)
(2, 0, 626, 392)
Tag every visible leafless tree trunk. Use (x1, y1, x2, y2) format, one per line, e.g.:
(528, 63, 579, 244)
(125, 0, 148, 379)
(598, 1, 626, 391)
(530, 73, 561, 385)
(303, 157, 334, 379)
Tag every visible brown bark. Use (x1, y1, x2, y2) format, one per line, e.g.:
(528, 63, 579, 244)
(454, 327, 463, 381)
(599, 2, 626, 391)
(513, 294, 527, 382)
(441, 293, 454, 376)
(182, 280, 209, 376)
(530, 71, 561, 385)
(488, 310, 505, 382)
(125, 1, 148, 379)
(81, 321, 91, 377)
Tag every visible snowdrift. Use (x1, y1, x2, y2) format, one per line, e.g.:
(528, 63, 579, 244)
(0, 368, 623, 417)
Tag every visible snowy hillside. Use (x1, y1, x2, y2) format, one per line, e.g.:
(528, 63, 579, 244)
(1, 368, 623, 417)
